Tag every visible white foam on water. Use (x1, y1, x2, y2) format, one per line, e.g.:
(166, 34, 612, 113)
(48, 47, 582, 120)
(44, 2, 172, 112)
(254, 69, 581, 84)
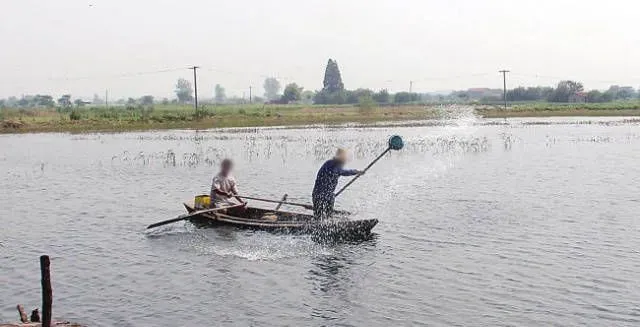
(193, 231, 331, 261)
(438, 104, 481, 135)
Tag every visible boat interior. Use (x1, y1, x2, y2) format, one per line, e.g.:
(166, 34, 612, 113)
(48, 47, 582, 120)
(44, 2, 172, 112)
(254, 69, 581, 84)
(186, 203, 315, 222)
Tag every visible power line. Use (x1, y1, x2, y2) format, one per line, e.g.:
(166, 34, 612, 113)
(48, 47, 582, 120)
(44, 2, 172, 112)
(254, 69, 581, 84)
(47, 67, 186, 82)
(416, 72, 490, 82)
(201, 66, 295, 81)
(511, 72, 631, 86)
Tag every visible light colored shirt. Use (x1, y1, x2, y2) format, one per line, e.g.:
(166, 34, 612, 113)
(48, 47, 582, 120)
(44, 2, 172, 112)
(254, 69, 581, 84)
(210, 173, 239, 206)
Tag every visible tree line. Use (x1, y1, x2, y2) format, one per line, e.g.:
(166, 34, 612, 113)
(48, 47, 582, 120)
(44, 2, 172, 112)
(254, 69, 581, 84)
(2, 59, 639, 109)
(179, 60, 640, 105)
(196, 59, 419, 106)
(505, 83, 637, 103)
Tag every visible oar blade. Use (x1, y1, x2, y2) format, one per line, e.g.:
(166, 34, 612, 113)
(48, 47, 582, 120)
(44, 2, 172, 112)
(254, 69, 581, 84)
(146, 214, 190, 229)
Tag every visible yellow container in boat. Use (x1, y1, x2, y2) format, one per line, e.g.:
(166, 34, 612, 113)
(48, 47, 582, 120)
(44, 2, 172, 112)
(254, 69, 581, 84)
(194, 195, 211, 209)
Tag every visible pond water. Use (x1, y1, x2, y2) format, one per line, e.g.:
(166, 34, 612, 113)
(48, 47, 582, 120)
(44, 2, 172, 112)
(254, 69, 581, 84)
(1, 114, 639, 326)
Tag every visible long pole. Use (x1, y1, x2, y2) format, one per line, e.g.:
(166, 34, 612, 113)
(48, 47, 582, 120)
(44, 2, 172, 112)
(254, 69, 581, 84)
(191, 66, 199, 115)
(105, 89, 108, 109)
(40, 255, 52, 327)
(249, 86, 252, 104)
(499, 70, 509, 110)
(335, 147, 392, 197)
(237, 195, 313, 210)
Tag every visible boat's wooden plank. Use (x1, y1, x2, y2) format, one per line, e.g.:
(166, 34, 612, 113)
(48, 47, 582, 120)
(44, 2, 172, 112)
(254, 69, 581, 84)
(183, 203, 378, 236)
(203, 212, 311, 228)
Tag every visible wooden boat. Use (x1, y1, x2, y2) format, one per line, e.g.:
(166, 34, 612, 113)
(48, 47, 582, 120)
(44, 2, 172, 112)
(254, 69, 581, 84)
(183, 202, 378, 240)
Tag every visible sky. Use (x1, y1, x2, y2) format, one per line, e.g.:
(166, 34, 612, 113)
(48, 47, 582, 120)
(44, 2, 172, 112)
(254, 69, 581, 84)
(1, 0, 639, 100)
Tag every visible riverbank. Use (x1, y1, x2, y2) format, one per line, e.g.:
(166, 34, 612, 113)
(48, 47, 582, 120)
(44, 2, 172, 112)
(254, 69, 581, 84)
(476, 101, 640, 118)
(2, 102, 640, 133)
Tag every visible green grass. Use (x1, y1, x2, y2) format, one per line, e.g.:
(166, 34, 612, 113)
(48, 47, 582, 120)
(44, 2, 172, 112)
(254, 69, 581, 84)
(0, 104, 433, 133)
(476, 101, 640, 118)
(2, 101, 640, 133)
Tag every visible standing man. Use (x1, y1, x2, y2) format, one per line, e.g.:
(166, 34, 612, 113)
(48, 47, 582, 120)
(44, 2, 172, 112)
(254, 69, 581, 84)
(312, 149, 363, 219)
(210, 159, 245, 209)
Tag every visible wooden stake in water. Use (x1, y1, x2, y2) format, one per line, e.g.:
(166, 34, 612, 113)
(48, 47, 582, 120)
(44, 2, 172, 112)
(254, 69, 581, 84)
(40, 255, 52, 327)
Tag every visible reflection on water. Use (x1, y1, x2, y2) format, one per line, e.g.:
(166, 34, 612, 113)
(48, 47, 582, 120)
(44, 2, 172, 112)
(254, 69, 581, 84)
(307, 238, 378, 324)
(1, 116, 640, 326)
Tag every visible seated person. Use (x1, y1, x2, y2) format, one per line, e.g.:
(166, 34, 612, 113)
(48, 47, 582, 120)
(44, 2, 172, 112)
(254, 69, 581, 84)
(210, 159, 245, 213)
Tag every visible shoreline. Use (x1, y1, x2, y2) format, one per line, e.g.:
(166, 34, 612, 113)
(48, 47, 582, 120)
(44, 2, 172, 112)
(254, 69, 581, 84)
(2, 104, 640, 134)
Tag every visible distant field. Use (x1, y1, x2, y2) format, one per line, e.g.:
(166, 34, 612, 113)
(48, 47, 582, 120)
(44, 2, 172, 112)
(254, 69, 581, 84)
(0, 104, 440, 133)
(2, 101, 640, 133)
(476, 101, 640, 118)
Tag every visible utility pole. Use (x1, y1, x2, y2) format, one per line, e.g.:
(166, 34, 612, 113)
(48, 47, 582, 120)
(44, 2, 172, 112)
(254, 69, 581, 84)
(105, 89, 108, 109)
(409, 80, 413, 94)
(190, 66, 199, 114)
(499, 70, 510, 110)
(249, 86, 252, 104)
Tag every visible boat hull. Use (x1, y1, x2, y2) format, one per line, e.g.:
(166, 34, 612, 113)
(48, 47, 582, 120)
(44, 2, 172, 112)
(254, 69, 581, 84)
(184, 203, 377, 240)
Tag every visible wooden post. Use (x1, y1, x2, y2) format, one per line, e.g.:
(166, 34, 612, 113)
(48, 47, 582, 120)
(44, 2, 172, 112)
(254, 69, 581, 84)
(16, 304, 28, 323)
(40, 255, 52, 327)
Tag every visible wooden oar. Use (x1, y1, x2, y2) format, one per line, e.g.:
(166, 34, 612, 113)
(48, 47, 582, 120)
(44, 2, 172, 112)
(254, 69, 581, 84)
(146, 203, 245, 229)
(238, 195, 314, 210)
(335, 135, 404, 197)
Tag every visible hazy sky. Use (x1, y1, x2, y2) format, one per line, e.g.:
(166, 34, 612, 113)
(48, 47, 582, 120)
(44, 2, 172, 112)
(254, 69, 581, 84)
(1, 0, 639, 99)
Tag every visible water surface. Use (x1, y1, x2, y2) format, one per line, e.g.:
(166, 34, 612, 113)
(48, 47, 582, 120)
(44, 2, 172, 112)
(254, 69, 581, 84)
(1, 115, 639, 326)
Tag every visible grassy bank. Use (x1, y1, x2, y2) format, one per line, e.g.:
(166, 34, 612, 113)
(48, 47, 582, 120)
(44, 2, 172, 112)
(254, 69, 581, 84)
(2, 102, 640, 133)
(477, 101, 640, 118)
(0, 104, 438, 133)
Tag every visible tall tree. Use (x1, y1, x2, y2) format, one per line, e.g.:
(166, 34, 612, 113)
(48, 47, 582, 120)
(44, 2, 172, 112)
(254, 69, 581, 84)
(394, 92, 413, 104)
(281, 83, 303, 103)
(140, 95, 154, 106)
(373, 89, 390, 104)
(615, 86, 635, 100)
(92, 94, 103, 105)
(301, 90, 314, 104)
(214, 84, 226, 103)
(58, 94, 72, 108)
(35, 95, 55, 107)
(586, 90, 606, 103)
(263, 77, 281, 101)
(17, 97, 29, 107)
(175, 78, 194, 103)
(548, 80, 584, 103)
(322, 59, 344, 93)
